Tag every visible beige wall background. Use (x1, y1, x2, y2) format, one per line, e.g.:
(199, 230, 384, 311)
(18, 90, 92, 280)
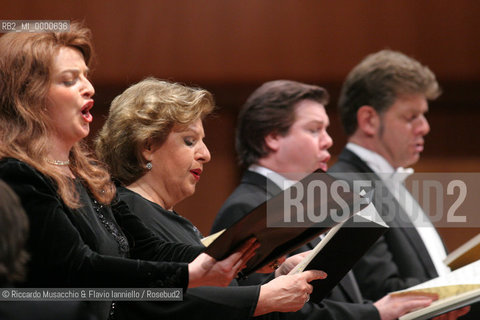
(4, 0, 480, 250)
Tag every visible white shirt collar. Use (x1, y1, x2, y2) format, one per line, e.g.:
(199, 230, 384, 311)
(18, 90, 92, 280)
(248, 164, 297, 190)
(346, 142, 395, 175)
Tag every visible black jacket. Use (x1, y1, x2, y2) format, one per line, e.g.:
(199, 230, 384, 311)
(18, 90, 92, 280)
(328, 148, 438, 300)
(212, 170, 380, 320)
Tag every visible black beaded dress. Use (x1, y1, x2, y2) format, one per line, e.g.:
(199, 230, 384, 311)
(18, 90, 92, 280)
(116, 187, 261, 320)
(0, 158, 203, 320)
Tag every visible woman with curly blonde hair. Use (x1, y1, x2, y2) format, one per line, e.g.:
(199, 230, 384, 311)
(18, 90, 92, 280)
(96, 78, 327, 319)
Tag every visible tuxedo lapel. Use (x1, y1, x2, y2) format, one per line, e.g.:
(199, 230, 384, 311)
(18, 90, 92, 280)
(246, 167, 366, 303)
(389, 208, 439, 278)
(338, 272, 364, 303)
(241, 170, 282, 199)
(335, 148, 438, 278)
(336, 148, 373, 173)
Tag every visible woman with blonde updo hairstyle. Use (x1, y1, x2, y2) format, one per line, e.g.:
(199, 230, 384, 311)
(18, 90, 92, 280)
(96, 78, 327, 319)
(96, 77, 214, 187)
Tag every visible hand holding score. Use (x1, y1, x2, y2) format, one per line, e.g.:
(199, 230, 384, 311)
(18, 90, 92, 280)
(254, 269, 327, 315)
(374, 293, 437, 320)
(188, 238, 259, 288)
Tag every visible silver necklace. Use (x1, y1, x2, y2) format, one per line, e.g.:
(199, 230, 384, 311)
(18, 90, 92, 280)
(46, 159, 70, 166)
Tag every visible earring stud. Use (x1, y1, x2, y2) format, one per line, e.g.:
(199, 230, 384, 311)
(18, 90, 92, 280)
(146, 162, 153, 170)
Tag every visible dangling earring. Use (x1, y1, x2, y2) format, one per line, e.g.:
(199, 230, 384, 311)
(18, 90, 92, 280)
(145, 162, 153, 170)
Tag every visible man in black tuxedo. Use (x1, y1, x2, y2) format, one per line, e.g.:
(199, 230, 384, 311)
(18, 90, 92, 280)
(329, 49, 471, 318)
(212, 80, 436, 320)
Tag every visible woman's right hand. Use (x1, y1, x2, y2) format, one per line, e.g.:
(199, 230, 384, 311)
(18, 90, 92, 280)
(254, 270, 327, 316)
(187, 238, 259, 288)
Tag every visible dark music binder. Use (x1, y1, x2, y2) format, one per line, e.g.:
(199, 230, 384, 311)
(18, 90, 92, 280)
(205, 170, 365, 276)
(293, 202, 388, 302)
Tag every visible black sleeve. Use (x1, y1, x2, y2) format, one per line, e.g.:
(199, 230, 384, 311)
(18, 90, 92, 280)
(351, 187, 424, 300)
(116, 187, 262, 319)
(282, 299, 380, 320)
(116, 286, 260, 320)
(0, 159, 195, 290)
(351, 234, 424, 300)
(112, 199, 204, 263)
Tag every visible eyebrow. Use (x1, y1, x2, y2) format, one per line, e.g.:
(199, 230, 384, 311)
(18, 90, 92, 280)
(305, 119, 329, 127)
(177, 125, 204, 135)
(59, 67, 90, 75)
(188, 128, 207, 139)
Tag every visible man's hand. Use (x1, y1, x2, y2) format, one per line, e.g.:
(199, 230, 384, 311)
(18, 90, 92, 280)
(254, 270, 327, 316)
(275, 251, 311, 277)
(374, 293, 437, 320)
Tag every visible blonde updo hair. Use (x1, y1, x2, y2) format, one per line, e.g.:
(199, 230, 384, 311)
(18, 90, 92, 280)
(95, 78, 215, 185)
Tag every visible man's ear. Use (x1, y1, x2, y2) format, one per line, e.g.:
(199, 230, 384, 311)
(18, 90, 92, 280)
(357, 105, 380, 136)
(264, 131, 282, 152)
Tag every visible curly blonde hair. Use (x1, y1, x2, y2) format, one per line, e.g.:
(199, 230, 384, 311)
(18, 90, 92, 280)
(95, 78, 215, 185)
(0, 22, 115, 207)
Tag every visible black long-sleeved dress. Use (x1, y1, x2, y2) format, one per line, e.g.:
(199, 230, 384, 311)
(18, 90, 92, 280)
(116, 186, 261, 320)
(0, 158, 204, 319)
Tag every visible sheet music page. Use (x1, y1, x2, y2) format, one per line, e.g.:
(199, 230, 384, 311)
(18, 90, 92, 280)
(394, 260, 480, 299)
(201, 229, 225, 247)
(410, 260, 480, 288)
